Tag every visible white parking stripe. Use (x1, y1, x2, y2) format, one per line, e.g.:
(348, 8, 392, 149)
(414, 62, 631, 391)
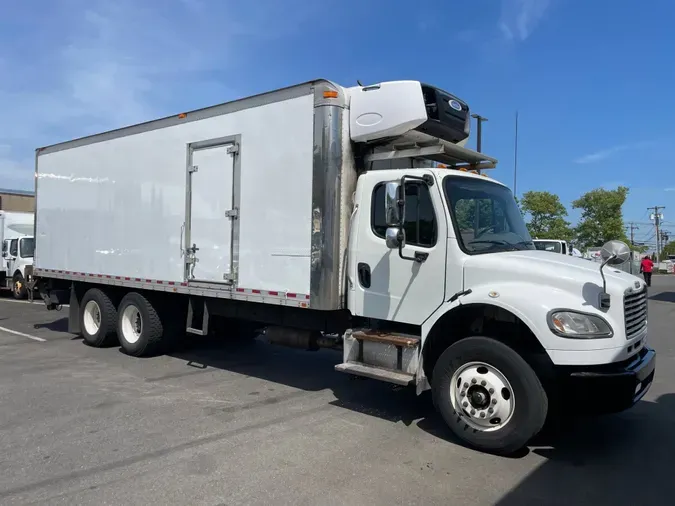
(0, 326, 46, 342)
(0, 298, 41, 305)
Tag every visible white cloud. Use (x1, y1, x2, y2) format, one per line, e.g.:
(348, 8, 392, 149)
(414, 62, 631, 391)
(665, 188, 675, 192)
(0, 0, 311, 191)
(499, 0, 552, 42)
(574, 141, 654, 164)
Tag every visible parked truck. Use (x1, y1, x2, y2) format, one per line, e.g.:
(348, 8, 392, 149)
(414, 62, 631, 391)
(1, 210, 34, 298)
(32, 79, 655, 454)
(533, 239, 572, 255)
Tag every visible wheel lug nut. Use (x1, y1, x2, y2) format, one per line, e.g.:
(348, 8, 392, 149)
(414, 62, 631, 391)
(481, 380, 486, 386)
(464, 383, 469, 388)
(471, 379, 477, 384)
(488, 408, 494, 414)
(480, 412, 486, 418)
(463, 402, 468, 408)
(492, 399, 497, 405)
(489, 388, 494, 394)
(460, 391, 465, 397)
(470, 409, 476, 415)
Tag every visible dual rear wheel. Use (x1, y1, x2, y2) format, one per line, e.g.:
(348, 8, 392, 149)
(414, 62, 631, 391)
(79, 289, 166, 356)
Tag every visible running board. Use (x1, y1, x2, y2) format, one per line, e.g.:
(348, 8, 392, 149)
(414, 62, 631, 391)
(186, 327, 206, 336)
(335, 362, 415, 386)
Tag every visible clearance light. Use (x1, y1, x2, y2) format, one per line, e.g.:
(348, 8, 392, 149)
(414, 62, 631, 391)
(323, 90, 338, 99)
(178, 113, 187, 119)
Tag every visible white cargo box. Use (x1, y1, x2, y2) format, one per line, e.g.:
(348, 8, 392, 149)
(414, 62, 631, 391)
(35, 81, 355, 309)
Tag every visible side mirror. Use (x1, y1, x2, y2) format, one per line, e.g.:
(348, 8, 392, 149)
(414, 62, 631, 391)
(384, 181, 402, 227)
(600, 240, 631, 265)
(385, 227, 406, 250)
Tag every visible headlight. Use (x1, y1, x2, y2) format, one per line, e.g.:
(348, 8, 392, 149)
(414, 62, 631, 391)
(547, 310, 613, 338)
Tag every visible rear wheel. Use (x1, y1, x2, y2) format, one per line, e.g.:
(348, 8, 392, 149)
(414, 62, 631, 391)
(117, 292, 164, 357)
(12, 273, 27, 300)
(80, 288, 118, 347)
(432, 336, 548, 455)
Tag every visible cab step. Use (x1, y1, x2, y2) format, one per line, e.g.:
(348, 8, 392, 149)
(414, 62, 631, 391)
(335, 362, 415, 386)
(339, 328, 421, 386)
(351, 329, 420, 348)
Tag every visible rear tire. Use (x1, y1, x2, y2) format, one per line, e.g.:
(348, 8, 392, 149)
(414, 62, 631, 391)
(80, 288, 118, 347)
(117, 292, 164, 357)
(12, 273, 27, 300)
(431, 336, 548, 455)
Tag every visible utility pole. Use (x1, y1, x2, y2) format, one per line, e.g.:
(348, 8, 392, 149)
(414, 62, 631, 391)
(513, 111, 519, 195)
(626, 222, 639, 246)
(471, 114, 488, 154)
(648, 206, 665, 263)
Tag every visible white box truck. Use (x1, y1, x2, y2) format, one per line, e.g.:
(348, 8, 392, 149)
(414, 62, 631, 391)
(0, 210, 34, 298)
(32, 79, 655, 454)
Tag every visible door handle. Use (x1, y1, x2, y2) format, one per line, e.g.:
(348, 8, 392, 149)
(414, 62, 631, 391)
(357, 262, 371, 288)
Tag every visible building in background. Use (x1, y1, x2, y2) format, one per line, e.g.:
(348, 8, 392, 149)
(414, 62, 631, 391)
(0, 188, 35, 213)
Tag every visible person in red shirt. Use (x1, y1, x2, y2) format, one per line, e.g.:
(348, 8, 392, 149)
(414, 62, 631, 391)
(640, 256, 654, 287)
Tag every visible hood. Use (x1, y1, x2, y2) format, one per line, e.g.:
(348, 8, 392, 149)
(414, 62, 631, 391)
(463, 250, 643, 305)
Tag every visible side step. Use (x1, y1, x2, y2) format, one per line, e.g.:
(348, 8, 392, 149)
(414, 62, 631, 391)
(335, 362, 415, 386)
(351, 329, 420, 348)
(335, 329, 421, 386)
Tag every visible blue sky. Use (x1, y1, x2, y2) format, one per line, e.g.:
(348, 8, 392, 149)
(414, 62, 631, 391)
(1, 0, 673, 245)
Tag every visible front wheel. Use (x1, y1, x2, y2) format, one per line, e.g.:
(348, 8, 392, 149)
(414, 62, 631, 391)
(12, 273, 27, 300)
(432, 336, 548, 455)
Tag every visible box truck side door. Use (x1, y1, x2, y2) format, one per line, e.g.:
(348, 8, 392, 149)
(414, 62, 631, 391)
(185, 138, 239, 284)
(349, 171, 448, 325)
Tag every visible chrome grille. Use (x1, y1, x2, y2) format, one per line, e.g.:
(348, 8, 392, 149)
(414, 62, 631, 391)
(624, 287, 647, 339)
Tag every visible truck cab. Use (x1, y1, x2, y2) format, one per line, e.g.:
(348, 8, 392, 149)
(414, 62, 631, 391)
(339, 80, 654, 453)
(2, 235, 34, 298)
(0, 211, 34, 299)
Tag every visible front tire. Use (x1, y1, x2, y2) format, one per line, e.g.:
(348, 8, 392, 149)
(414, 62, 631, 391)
(117, 292, 164, 357)
(80, 288, 118, 347)
(432, 336, 548, 455)
(12, 273, 27, 300)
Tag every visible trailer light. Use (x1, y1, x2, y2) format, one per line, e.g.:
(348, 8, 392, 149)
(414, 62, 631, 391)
(323, 90, 339, 99)
(178, 113, 187, 119)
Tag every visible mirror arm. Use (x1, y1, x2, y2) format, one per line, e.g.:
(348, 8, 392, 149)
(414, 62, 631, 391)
(598, 254, 617, 309)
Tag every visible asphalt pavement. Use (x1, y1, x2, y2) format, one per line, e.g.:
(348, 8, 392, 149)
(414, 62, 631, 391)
(0, 277, 674, 505)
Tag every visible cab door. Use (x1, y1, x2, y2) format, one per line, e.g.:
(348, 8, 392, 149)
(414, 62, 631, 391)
(6, 239, 18, 277)
(349, 170, 448, 325)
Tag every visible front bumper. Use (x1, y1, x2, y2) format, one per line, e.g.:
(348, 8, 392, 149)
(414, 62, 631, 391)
(558, 346, 656, 414)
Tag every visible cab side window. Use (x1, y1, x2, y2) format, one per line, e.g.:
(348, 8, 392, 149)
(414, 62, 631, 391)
(371, 183, 437, 247)
(9, 239, 18, 257)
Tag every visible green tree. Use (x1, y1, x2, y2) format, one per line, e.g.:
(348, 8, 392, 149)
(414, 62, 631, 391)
(572, 186, 630, 250)
(662, 241, 675, 257)
(520, 191, 573, 240)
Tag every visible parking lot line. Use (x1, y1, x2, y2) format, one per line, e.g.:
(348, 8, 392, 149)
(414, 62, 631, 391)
(0, 326, 46, 342)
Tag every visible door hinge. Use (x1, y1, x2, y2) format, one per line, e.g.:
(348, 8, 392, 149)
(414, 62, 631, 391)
(225, 208, 239, 219)
(189, 165, 199, 173)
(227, 144, 239, 155)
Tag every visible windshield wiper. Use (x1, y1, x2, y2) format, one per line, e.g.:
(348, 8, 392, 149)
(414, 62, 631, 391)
(467, 239, 519, 251)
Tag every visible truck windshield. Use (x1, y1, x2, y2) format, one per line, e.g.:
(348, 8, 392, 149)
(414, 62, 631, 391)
(443, 175, 534, 254)
(19, 237, 34, 258)
(534, 241, 562, 253)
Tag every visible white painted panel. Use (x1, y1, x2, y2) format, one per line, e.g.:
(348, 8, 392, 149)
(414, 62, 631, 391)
(348, 81, 427, 143)
(189, 145, 234, 283)
(36, 93, 314, 295)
